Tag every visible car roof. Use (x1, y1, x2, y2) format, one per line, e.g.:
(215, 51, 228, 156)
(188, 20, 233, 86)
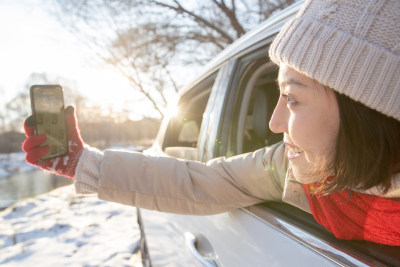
(180, 0, 303, 95)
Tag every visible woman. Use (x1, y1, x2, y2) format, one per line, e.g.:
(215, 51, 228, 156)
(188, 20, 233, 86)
(22, 0, 400, 245)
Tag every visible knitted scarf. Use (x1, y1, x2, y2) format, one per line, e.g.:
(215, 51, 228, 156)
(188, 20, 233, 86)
(303, 184, 400, 246)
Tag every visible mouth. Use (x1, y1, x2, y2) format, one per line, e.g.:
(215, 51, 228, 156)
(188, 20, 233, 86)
(285, 142, 303, 159)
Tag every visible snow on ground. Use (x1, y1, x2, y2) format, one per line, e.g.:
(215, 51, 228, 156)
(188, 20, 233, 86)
(0, 185, 143, 267)
(0, 148, 146, 266)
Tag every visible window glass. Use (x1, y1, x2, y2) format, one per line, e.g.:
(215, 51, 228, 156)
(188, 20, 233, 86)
(162, 73, 216, 159)
(178, 120, 199, 144)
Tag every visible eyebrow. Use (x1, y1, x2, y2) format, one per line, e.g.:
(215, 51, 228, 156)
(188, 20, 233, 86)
(276, 78, 307, 89)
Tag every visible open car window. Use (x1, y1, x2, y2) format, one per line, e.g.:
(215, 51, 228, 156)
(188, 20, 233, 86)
(223, 50, 283, 157)
(236, 61, 281, 154)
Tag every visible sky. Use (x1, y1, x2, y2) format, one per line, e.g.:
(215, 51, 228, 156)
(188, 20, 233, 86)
(0, 0, 164, 120)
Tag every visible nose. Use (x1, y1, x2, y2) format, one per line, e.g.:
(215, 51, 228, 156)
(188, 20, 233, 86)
(269, 97, 288, 134)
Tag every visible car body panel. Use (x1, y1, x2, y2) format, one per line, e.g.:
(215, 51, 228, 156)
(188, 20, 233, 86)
(141, 207, 371, 266)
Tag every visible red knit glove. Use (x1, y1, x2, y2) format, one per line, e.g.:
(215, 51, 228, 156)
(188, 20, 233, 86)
(22, 106, 84, 178)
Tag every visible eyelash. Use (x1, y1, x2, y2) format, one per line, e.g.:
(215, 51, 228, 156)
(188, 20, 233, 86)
(281, 93, 297, 105)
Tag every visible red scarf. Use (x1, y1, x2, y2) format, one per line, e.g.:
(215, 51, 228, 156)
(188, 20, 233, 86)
(303, 184, 400, 246)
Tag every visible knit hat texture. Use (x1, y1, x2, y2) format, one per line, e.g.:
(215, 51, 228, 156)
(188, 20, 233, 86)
(269, 0, 400, 121)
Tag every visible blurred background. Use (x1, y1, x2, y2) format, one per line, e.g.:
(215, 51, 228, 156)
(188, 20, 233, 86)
(0, 0, 296, 207)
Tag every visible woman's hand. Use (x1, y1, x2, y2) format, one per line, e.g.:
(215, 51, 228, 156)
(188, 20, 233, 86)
(22, 106, 84, 178)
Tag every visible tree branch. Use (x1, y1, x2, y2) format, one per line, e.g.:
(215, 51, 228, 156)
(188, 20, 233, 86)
(211, 0, 246, 38)
(149, 0, 235, 44)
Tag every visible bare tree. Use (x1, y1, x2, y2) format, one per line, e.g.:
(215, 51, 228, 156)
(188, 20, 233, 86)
(51, 0, 297, 118)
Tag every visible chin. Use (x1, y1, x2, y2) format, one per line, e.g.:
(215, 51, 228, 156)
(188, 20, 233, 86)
(291, 152, 333, 184)
(291, 167, 323, 184)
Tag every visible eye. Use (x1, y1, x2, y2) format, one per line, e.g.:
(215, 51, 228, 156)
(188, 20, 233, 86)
(281, 93, 297, 105)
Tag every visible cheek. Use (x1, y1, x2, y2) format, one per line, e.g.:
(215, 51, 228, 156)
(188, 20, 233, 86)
(288, 113, 317, 151)
(288, 109, 339, 158)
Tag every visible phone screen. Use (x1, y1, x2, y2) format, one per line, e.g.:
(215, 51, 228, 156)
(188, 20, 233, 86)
(30, 85, 68, 160)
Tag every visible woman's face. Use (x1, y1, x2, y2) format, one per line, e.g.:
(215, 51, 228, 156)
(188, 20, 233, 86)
(269, 64, 340, 184)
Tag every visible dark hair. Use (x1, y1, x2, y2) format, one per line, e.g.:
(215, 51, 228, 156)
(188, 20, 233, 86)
(318, 92, 400, 194)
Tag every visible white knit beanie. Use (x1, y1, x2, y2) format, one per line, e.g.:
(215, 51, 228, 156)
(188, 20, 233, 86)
(269, 0, 400, 122)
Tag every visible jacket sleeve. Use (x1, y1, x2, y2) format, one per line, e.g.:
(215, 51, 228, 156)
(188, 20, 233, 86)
(75, 142, 287, 215)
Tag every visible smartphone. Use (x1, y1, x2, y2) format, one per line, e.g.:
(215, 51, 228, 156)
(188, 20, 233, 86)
(30, 84, 68, 160)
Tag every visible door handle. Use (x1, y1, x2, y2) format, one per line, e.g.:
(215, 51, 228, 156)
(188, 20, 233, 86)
(185, 232, 218, 267)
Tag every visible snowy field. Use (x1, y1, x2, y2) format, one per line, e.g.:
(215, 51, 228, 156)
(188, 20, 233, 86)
(0, 151, 143, 266)
(0, 186, 142, 266)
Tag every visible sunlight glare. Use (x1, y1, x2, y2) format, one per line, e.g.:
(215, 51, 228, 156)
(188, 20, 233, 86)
(165, 103, 179, 119)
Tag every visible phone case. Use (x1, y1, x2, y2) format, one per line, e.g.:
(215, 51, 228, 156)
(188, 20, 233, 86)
(30, 85, 68, 160)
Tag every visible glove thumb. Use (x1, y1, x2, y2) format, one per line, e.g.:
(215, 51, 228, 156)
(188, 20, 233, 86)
(23, 115, 36, 137)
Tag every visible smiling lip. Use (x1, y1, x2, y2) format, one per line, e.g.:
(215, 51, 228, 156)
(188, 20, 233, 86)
(284, 142, 303, 160)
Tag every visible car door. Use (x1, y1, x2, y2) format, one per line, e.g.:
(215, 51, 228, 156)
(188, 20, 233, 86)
(140, 45, 374, 266)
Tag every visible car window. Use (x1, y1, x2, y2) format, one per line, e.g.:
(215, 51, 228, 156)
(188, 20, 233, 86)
(237, 61, 281, 154)
(222, 51, 282, 157)
(162, 73, 217, 160)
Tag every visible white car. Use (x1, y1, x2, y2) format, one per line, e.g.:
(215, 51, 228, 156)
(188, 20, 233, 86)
(139, 2, 400, 266)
